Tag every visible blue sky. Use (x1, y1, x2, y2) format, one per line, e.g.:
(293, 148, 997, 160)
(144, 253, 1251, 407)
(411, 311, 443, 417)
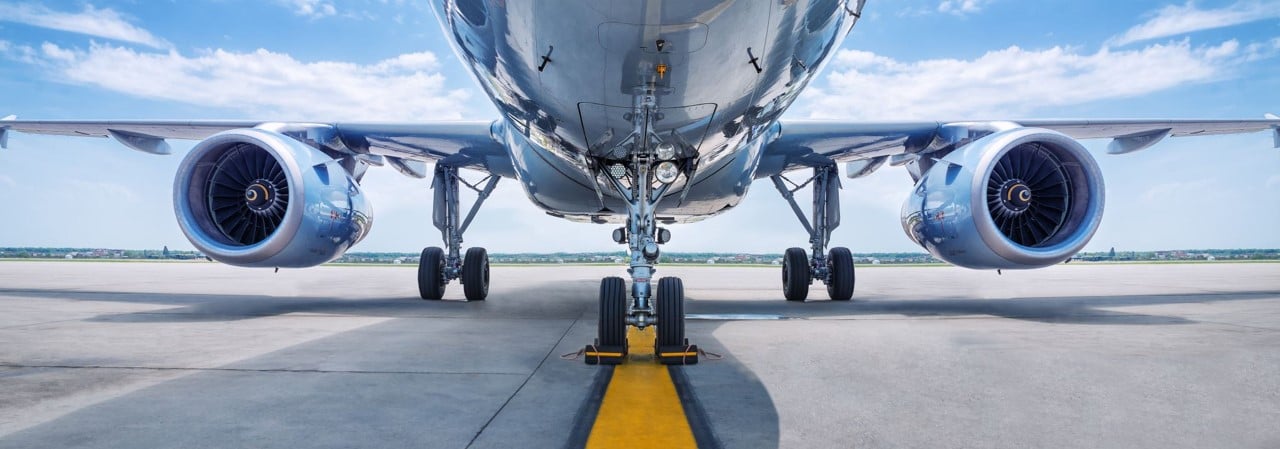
(0, 0, 1278, 254)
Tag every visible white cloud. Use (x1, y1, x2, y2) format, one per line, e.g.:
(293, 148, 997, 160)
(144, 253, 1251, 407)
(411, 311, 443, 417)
(938, 0, 990, 15)
(1267, 174, 1280, 190)
(801, 40, 1243, 120)
(1109, 0, 1280, 47)
(0, 3, 170, 49)
(0, 39, 38, 64)
(39, 42, 75, 62)
(279, 0, 337, 18)
(0, 175, 15, 189)
(32, 42, 472, 121)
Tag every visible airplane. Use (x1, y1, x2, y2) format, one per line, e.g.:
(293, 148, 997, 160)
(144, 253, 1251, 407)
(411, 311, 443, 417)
(2, 0, 1278, 365)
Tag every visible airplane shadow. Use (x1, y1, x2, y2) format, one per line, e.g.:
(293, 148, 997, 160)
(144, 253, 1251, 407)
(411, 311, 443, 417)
(3, 285, 1272, 326)
(4, 282, 1277, 448)
(681, 290, 1280, 326)
(0, 280, 601, 323)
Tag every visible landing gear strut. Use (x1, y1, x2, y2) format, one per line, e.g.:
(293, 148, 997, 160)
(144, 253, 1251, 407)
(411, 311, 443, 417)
(771, 165, 856, 301)
(584, 92, 696, 365)
(418, 164, 499, 301)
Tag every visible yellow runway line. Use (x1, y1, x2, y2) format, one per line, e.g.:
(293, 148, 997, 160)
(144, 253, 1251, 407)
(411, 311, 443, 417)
(585, 327, 698, 449)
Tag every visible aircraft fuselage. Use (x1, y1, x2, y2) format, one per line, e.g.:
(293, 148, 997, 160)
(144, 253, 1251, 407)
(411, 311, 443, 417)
(431, 0, 860, 223)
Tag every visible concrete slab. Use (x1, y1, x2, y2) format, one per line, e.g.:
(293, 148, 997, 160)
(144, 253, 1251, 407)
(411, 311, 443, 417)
(0, 369, 525, 449)
(0, 261, 1278, 448)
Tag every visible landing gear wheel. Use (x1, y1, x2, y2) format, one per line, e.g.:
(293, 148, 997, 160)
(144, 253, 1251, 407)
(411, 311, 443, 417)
(783, 247, 810, 302)
(587, 277, 628, 365)
(418, 247, 446, 300)
(656, 277, 697, 364)
(597, 277, 626, 347)
(656, 277, 685, 348)
(827, 247, 855, 301)
(462, 247, 489, 301)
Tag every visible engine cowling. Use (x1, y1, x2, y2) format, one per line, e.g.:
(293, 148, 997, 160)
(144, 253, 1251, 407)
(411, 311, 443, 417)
(173, 128, 372, 268)
(901, 127, 1104, 269)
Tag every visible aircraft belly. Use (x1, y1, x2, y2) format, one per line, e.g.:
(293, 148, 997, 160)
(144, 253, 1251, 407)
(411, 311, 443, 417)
(505, 126, 769, 222)
(433, 0, 862, 219)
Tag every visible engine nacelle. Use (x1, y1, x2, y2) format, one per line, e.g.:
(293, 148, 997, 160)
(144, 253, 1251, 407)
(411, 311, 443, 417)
(173, 128, 372, 268)
(901, 127, 1104, 269)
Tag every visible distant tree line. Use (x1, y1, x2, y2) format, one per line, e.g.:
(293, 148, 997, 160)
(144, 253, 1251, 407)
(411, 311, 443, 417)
(0, 247, 205, 260)
(3, 247, 1277, 264)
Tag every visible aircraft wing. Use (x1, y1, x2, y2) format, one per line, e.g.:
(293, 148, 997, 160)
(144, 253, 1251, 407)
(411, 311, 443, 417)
(758, 117, 1280, 178)
(0, 118, 513, 178)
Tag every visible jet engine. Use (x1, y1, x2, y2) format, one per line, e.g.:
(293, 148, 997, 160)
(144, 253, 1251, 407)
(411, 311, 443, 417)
(901, 127, 1104, 269)
(173, 128, 372, 268)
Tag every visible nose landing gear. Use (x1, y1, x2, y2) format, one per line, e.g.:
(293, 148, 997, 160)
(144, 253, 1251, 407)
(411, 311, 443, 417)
(582, 90, 700, 365)
(586, 275, 696, 366)
(584, 192, 699, 365)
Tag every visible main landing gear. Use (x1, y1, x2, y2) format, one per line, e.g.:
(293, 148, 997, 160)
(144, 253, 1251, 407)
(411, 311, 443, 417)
(771, 165, 856, 302)
(418, 164, 500, 302)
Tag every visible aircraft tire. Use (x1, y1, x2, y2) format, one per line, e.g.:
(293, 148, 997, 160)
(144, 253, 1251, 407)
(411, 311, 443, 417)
(783, 247, 810, 301)
(656, 277, 685, 349)
(598, 277, 628, 348)
(419, 247, 446, 300)
(827, 247, 855, 301)
(462, 247, 489, 301)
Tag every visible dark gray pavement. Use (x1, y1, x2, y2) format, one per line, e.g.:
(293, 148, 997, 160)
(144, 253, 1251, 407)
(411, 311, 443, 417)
(1, 261, 1277, 448)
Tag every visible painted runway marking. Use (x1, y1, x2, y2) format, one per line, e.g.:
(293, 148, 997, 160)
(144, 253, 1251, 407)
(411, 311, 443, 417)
(585, 327, 698, 449)
(686, 313, 785, 321)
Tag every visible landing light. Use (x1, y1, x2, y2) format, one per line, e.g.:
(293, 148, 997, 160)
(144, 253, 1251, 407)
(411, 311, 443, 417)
(655, 161, 679, 184)
(655, 142, 677, 160)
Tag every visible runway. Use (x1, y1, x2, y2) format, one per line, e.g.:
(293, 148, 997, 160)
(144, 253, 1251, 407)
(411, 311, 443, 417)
(1, 261, 1278, 448)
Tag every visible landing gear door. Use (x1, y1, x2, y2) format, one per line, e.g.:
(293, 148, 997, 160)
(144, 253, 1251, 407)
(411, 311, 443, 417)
(577, 102, 717, 161)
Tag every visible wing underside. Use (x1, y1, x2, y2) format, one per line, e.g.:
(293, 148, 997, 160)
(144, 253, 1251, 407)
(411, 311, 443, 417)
(5, 116, 1276, 180)
(759, 118, 1280, 177)
(0, 118, 514, 177)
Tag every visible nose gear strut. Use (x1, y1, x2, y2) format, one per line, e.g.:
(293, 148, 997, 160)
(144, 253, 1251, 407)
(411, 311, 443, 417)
(584, 91, 697, 365)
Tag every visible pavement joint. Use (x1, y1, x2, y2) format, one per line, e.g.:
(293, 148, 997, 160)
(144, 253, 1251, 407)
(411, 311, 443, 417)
(465, 316, 581, 449)
(0, 364, 529, 376)
(1188, 320, 1280, 332)
(0, 318, 92, 331)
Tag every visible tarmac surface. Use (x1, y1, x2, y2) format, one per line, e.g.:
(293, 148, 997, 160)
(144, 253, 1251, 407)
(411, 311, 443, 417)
(1, 261, 1278, 448)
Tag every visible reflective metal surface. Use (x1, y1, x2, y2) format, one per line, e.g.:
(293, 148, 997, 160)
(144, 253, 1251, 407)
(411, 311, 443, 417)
(901, 127, 1104, 269)
(173, 128, 372, 268)
(432, 0, 864, 222)
(2, 0, 1278, 273)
